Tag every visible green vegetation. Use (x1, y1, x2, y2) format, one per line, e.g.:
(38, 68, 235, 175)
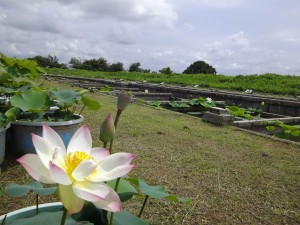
(1, 79, 299, 224)
(146, 101, 161, 108)
(45, 68, 300, 96)
(227, 103, 263, 120)
(266, 120, 300, 142)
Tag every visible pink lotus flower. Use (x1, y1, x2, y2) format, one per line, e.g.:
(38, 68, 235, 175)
(17, 124, 135, 214)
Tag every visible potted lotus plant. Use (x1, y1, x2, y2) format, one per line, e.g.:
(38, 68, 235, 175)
(0, 53, 100, 155)
(8, 87, 100, 155)
(1, 91, 189, 225)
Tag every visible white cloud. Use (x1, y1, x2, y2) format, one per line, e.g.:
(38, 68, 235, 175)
(150, 50, 173, 58)
(106, 23, 141, 45)
(195, 0, 242, 8)
(0, 0, 300, 75)
(229, 31, 250, 46)
(169, 0, 242, 8)
(183, 23, 195, 31)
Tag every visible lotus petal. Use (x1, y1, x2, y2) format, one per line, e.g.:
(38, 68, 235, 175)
(90, 147, 109, 162)
(72, 160, 97, 181)
(49, 163, 72, 185)
(73, 181, 111, 202)
(17, 154, 55, 184)
(32, 134, 54, 169)
(67, 125, 92, 153)
(42, 124, 66, 152)
(92, 186, 122, 212)
(59, 184, 85, 214)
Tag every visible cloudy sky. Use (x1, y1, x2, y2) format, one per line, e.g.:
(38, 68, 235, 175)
(1, 0, 300, 75)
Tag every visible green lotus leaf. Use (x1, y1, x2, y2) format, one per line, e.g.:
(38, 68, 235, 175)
(5, 107, 20, 122)
(107, 178, 138, 202)
(49, 89, 81, 109)
(113, 210, 149, 225)
(5, 181, 57, 197)
(81, 96, 101, 110)
(10, 90, 52, 113)
(128, 178, 190, 203)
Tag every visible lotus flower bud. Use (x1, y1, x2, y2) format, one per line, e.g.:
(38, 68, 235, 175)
(117, 91, 132, 111)
(100, 113, 115, 143)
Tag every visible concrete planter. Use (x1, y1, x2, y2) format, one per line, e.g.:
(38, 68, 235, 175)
(9, 115, 84, 155)
(0, 123, 10, 165)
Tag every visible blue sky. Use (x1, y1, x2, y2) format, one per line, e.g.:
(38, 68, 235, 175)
(1, 0, 300, 75)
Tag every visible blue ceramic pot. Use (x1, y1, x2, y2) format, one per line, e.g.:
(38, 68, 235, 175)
(8, 115, 83, 155)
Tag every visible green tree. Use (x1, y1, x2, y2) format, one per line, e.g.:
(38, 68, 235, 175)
(69, 57, 83, 69)
(129, 62, 141, 72)
(183, 60, 216, 74)
(28, 55, 66, 68)
(159, 67, 173, 74)
(82, 58, 108, 71)
(108, 62, 124, 72)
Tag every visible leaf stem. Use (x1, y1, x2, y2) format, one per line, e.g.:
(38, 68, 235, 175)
(109, 178, 121, 225)
(109, 212, 114, 225)
(78, 105, 85, 115)
(138, 195, 149, 218)
(102, 210, 108, 225)
(103, 142, 108, 148)
(35, 194, 39, 215)
(114, 110, 122, 130)
(114, 178, 121, 191)
(60, 208, 68, 225)
(109, 139, 114, 155)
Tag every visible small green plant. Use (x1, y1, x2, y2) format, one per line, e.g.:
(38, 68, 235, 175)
(227, 102, 264, 120)
(266, 120, 300, 141)
(100, 85, 112, 92)
(168, 101, 190, 108)
(147, 101, 161, 108)
(189, 97, 217, 108)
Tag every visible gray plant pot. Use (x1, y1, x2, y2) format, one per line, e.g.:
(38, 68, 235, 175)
(8, 115, 84, 155)
(0, 123, 10, 165)
(0, 202, 63, 224)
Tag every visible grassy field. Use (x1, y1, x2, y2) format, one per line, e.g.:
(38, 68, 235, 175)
(45, 68, 300, 96)
(1, 79, 300, 224)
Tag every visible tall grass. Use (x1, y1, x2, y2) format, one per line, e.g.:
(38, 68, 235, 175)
(45, 68, 300, 96)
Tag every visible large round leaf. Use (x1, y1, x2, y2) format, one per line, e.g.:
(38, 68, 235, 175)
(49, 89, 81, 109)
(10, 90, 52, 113)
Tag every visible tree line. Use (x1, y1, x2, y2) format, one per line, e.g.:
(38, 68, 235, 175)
(28, 55, 217, 75)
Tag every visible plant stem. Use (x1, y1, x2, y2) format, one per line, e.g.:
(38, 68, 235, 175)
(109, 212, 114, 225)
(114, 110, 122, 130)
(108, 177, 121, 224)
(60, 208, 68, 225)
(109, 139, 114, 155)
(35, 194, 39, 214)
(114, 178, 121, 191)
(103, 142, 108, 148)
(102, 210, 108, 225)
(78, 105, 85, 115)
(138, 195, 149, 218)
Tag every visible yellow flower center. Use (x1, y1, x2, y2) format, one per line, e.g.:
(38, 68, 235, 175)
(64, 151, 92, 175)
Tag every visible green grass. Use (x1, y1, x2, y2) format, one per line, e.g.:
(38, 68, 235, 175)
(1, 79, 299, 224)
(45, 68, 300, 96)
